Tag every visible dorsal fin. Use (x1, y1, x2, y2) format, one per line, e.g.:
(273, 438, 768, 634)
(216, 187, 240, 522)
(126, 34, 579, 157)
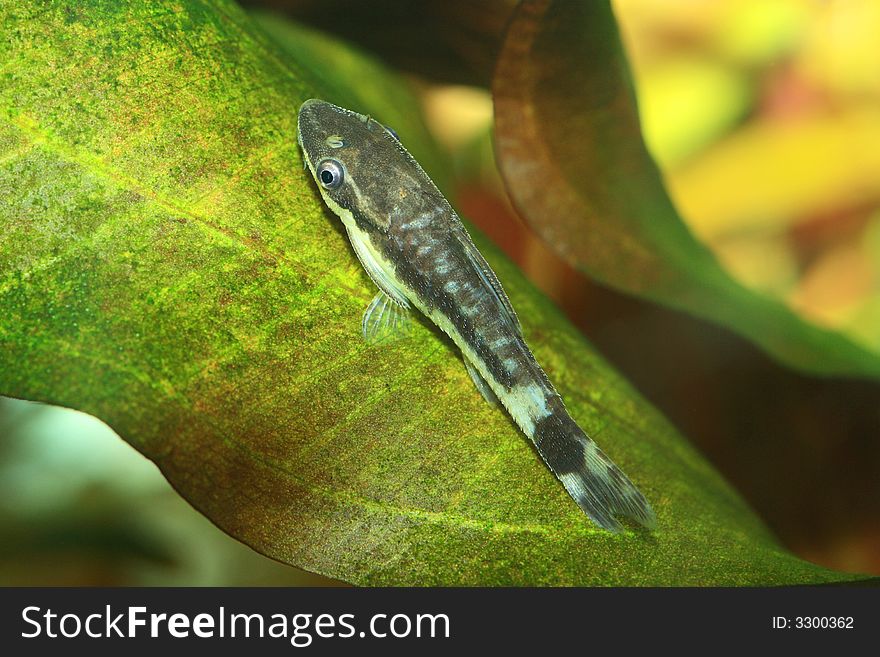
(452, 223, 522, 336)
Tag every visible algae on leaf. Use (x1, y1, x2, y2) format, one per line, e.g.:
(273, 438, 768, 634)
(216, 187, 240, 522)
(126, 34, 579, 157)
(0, 1, 869, 584)
(493, 0, 880, 379)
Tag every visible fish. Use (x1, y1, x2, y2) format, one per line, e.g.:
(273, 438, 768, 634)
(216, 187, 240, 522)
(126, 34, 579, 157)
(297, 98, 655, 532)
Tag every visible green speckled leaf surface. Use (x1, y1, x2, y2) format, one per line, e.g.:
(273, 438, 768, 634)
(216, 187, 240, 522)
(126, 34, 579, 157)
(0, 0, 867, 584)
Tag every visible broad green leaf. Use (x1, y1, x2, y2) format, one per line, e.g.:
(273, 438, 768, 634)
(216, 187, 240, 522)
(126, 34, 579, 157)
(0, 1, 869, 584)
(493, 0, 880, 379)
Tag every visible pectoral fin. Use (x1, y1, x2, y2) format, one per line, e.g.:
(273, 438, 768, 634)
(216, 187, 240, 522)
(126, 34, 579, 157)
(344, 223, 409, 305)
(362, 291, 410, 343)
(464, 358, 500, 407)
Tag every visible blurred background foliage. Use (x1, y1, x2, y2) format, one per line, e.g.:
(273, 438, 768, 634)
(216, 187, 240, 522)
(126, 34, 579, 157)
(618, 0, 880, 352)
(2, 0, 878, 584)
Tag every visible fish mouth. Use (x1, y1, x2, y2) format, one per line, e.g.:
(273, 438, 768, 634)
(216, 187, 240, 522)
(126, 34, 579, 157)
(297, 98, 327, 133)
(297, 98, 323, 172)
(298, 97, 324, 113)
(295, 125, 309, 172)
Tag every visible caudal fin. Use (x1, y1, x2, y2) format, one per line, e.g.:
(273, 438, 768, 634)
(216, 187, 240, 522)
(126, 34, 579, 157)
(532, 412, 656, 532)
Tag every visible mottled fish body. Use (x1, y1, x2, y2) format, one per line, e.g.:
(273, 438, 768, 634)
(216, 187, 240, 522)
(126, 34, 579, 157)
(297, 99, 655, 531)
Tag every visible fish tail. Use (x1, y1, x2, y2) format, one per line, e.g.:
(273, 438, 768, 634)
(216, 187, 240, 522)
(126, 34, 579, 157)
(531, 410, 656, 532)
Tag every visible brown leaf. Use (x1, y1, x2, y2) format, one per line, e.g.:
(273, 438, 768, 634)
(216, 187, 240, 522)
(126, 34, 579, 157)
(493, 0, 880, 378)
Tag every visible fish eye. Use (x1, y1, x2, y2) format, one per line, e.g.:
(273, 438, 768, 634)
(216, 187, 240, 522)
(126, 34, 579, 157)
(317, 159, 344, 189)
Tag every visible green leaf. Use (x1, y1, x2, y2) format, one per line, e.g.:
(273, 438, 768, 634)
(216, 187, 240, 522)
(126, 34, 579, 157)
(493, 0, 880, 379)
(0, 1, 868, 584)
